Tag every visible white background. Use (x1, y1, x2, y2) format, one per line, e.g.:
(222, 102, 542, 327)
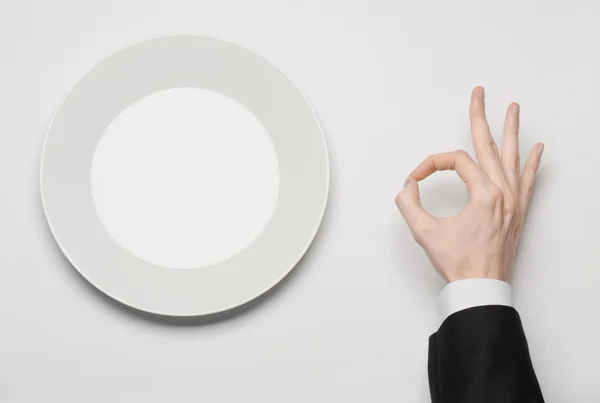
(1, 0, 599, 402)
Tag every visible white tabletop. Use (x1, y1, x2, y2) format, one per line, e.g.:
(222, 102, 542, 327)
(1, 1, 598, 401)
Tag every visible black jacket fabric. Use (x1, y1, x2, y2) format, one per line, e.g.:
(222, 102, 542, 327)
(428, 305, 544, 403)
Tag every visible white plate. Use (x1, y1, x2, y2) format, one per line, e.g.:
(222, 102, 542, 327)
(40, 35, 329, 316)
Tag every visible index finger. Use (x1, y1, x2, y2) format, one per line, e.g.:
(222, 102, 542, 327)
(410, 150, 485, 187)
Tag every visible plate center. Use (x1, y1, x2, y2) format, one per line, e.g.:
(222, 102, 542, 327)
(91, 87, 280, 269)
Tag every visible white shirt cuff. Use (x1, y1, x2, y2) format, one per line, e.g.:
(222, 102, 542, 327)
(437, 279, 513, 323)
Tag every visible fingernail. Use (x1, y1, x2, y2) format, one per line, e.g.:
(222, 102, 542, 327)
(512, 103, 520, 116)
(538, 143, 544, 157)
(404, 177, 412, 187)
(476, 86, 484, 102)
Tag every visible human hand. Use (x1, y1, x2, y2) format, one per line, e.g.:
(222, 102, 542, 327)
(395, 87, 543, 283)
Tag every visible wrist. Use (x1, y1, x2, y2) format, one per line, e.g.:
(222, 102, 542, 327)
(447, 272, 508, 283)
(444, 262, 509, 283)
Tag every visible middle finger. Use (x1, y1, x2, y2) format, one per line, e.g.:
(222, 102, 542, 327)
(469, 86, 508, 189)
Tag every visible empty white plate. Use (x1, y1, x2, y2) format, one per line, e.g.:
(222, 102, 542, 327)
(40, 35, 329, 316)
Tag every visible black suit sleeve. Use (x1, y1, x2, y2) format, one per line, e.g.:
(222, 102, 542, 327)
(428, 305, 544, 403)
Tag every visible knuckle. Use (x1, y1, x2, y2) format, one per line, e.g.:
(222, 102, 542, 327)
(503, 195, 517, 217)
(477, 185, 503, 206)
(489, 185, 503, 200)
(524, 163, 539, 175)
(470, 113, 487, 123)
(421, 154, 434, 167)
(454, 149, 469, 159)
(412, 223, 430, 244)
(504, 196, 516, 211)
(412, 225, 424, 239)
(472, 191, 488, 205)
(394, 191, 406, 207)
(413, 233, 426, 246)
(514, 221, 524, 236)
(527, 185, 534, 197)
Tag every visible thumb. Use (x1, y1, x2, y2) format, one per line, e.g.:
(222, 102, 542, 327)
(395, 176, 434, 236)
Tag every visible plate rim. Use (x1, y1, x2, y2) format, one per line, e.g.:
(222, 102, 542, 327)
(40, 34, 330, 317)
